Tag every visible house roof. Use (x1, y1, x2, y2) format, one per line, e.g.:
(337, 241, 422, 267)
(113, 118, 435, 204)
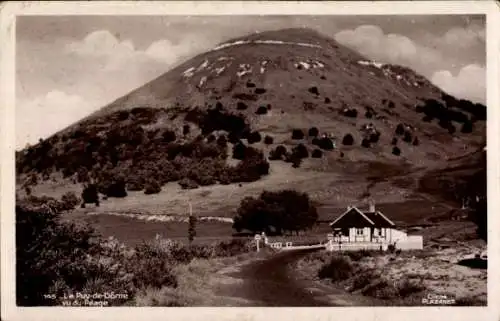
(330, 206, 395, 228)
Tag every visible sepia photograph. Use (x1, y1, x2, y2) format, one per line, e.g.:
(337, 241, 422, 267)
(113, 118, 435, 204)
(1, 1, 499, 320)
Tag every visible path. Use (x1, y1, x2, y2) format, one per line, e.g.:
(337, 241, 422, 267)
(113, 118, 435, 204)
(213, 248, 376, 306)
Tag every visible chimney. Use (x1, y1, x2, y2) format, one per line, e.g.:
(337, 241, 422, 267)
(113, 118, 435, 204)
(369, 203, 375, 213)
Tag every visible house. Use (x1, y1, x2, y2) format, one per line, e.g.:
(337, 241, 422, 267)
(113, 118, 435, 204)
(326, 203, 423, 251)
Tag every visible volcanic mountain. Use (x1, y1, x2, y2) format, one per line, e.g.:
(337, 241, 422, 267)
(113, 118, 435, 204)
(16, 28, 486, 216)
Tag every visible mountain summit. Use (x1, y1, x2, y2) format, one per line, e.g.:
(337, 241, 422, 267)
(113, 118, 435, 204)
(17, 28, 486, 208)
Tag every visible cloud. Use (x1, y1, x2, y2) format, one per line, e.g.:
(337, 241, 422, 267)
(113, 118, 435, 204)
(66, 29, 209, 69)
(16, 90, 100, 148)
(431, 64, 486, 103)
(334, 25, 442, 75)
(440, 25, 485, 49)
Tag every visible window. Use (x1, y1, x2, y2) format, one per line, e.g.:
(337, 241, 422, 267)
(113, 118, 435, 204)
(373, 228, 379, 236)
(380, 228, 386, 237)
(356, 228, 364, 236)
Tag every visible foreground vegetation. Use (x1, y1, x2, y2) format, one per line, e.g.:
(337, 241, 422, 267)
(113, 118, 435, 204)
(16, 194, 253, 306)
(294, 248, 486, 306)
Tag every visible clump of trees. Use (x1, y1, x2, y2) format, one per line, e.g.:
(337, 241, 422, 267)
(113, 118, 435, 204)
(232, 190, 318, 235)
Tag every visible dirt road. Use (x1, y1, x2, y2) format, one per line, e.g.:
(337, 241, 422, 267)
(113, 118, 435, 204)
(214, 248, 374, 306)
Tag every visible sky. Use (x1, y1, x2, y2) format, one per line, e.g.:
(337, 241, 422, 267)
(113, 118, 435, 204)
(16, 15, 486, 148)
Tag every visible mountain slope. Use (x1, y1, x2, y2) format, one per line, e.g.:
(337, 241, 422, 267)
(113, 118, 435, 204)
(17, 28, 486, 206)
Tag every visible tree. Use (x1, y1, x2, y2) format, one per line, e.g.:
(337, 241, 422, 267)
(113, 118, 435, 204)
(268, 145, 287, 160)
(233, 190, 318, 235)
(255, 106, 268, 115)
(403, 131, 412, 143)
(311, 149, 323, 158)
(81, 183, 99, 207)
(412, 137, 420, 146)
(291, 129, 305, 140)
(361, 138, 371, 148)
(318, 137, 334, 150)
(342, 134, 354, 146)
(264, 135, 274, 145)
(308, 127, 319, 137)
(392, 146, 401, 156)
(395, 124, 405, 136)
(144, 180, 161, 195)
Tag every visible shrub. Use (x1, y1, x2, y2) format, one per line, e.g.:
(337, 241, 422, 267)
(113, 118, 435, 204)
(104, 179, 128, 198)
(392, 146, 401, 156)
(311, 149, 323, 158)
(268, 145, 287, 160)
(369, 132, 380, 143)
(324, 97, 331, 104)
(316, 137, 333, 150)
(395, 124, 405, 136)
(361, 138, 371, 148)
(342, 134, 354, 146)
(236, 102, 248, 110)
(162, 130, 177, 143)
(255, 106, 268, 115)
(365, 110, 373, 119)
(60, 192, 80, 211)
(362, 278, 399, 299)
(291, 129, 305, 140)
(81, 184, 99, 207)
(255, 88, 266, 94)
(318, 256, 354, 281)
(388, 101, 395, 109)
(311, 138, 320, 146)
(264, 135, 274, 145)
(397, 278, 425, 297)
(403, 131, 412, 143)
(232, 141, 247, 160)
(412, 137, 419, 146)
(144, 180, 162, 195)
(266, 104, 272, 110)
(391, 137, 398, 145)
(292, 144, 309, 159)
(178, 178, 199, 190)
(247, 131, 262, 144)
(351, 270, 380, 291)
(308, 86, 319, 95)
(308, 127, 319, 137)
(342, 108, 358, 118)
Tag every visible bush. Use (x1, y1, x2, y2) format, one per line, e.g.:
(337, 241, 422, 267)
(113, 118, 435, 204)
(247, 131, 262, 144)
(365, 110, 373, 119)
(104, 179, 128, 198)
(232, 141, 247, 160)
(292, 144, 309, 159)
(318, 256, 354, 281)
(308, 127, 319, 137)
(391, 137, 398, 145)
(291, 129, 305, 140)
(81, 184, 99, 207)
(397, 278, 425, 297)
(392, 146, 401, 156)
(324, 97, 331, 104)
(144, 180, 162, 195)
(255, 106, 268, 115)
(342, 108, 358, 118)
(255, 88, 267, 94)
(395, 124, 405, 136)
(264, 135, 274, 145)
(403, 131, 412, 143)
(236, 102, 248, 110)
(308, 86, 319, 95)
(268, 145, 287, 160)
(311, 149, 323, 158)
(361, 138, 371, 148)
(412, 137, 419, 146)
(60, 192, 80, 211)
(178, 178, 199, 190)
(342, 134, 354, 146)
(162, 130, 177, 143)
